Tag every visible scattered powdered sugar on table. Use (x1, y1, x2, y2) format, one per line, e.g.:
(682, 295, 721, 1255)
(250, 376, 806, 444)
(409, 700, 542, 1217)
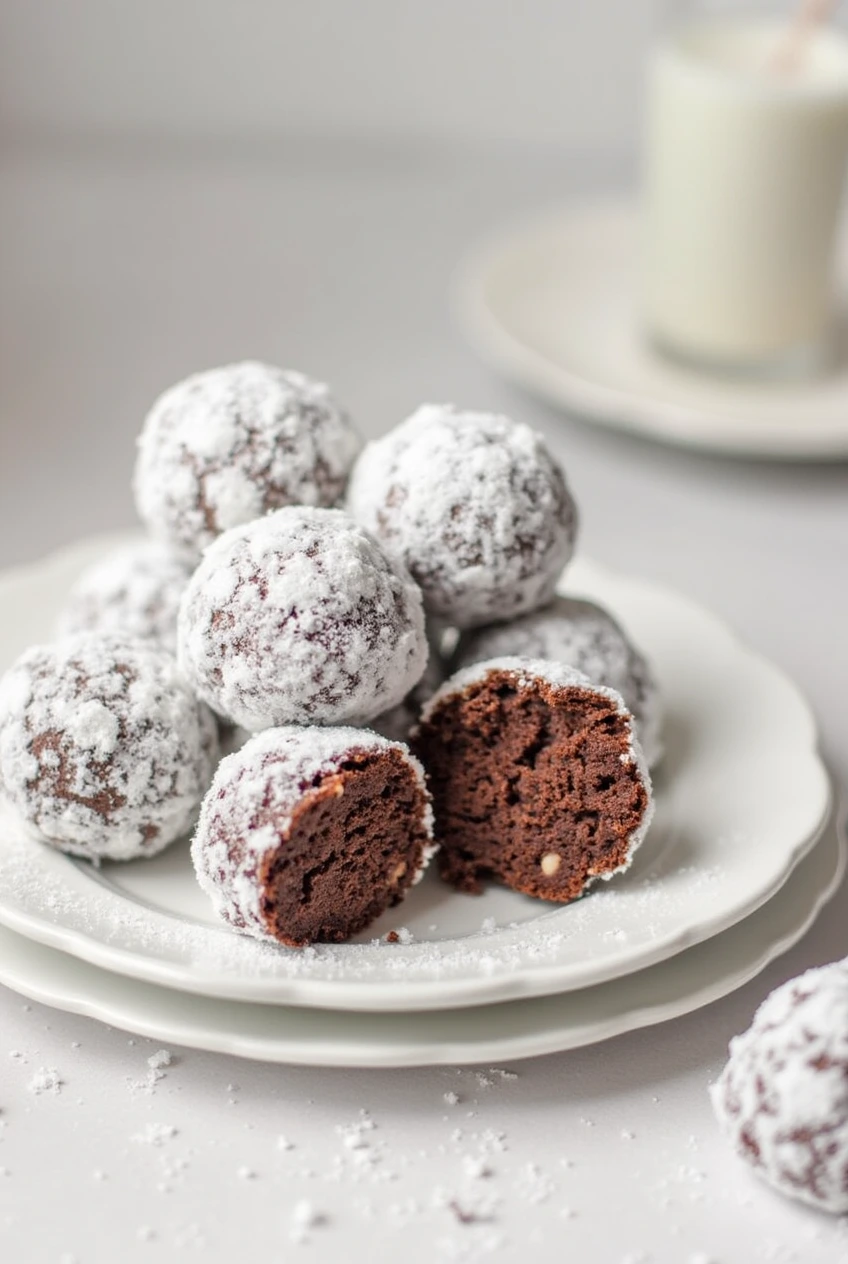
(132, 1122, 178, 1147)
(27, 1067, 63, 1095)
(128, 1048, 173, 1094)
(289, 1199, 327, 1244)
(462, 1155, 492, 1180)
(173, 1222, 205, 1249)
(132, 1132, 178, 1152)
(5, 1028, 830, 1264)
(337, 1113, 375, 1150)
(515, 1161, 555, 1206)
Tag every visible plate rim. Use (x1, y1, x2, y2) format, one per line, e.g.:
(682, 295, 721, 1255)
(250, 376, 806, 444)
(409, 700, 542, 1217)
(0, 534, 832, 1011)
(453, 196, 848, 461)
(0, 802, 842, 1067)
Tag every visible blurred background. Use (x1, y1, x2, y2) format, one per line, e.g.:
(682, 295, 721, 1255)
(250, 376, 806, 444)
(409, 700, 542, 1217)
(0, 2, 655, 155)
(1, 3, 847, 787)
(0, 0, 663, 567)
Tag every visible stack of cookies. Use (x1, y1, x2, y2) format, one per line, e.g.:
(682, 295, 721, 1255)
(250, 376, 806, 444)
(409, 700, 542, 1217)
(0, 361, 658, 946)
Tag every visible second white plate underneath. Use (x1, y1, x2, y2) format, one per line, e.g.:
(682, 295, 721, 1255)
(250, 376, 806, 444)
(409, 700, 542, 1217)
(455, 198, 848, 460)
(0, 804, 842, 1067)
(0, 536, 830, 1011)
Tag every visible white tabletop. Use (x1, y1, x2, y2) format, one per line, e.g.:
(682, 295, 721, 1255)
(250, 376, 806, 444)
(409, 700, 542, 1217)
(1, 139, 847, 1264)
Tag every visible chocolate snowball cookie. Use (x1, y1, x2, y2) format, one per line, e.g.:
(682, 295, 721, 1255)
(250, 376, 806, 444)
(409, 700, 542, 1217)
(192, 726, 435, 946)
(57, 540, 192, 655)
(134, 361, 362, 559)
(346, 404, 578, 629)
(711, 960, 848, 1214)
(177, 506, 428, 732)
(0, 634, 219, 861)
(415, 656, 653, 900)
(452, 596, 663, 766)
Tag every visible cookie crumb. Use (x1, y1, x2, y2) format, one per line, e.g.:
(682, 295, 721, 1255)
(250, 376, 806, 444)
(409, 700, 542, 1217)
(27, 1068, 63, 1096)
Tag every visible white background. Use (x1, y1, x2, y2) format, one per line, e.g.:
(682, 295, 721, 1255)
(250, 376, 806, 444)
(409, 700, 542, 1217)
(0, 1, 659, 154)
(1, 3, 848, 1262)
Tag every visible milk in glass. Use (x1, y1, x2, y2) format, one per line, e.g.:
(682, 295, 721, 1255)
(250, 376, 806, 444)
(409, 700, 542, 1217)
(642, 20, 848, 371)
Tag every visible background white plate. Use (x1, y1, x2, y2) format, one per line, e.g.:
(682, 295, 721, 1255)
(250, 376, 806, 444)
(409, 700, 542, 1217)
(0, 803, 841, 1067)
(455, 199, 848, 460)
(0, 536, 831, 1010)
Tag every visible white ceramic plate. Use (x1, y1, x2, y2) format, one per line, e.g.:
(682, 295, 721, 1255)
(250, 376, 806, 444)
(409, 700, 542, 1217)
(0, 536, 831, 1011)
(455, 199, 848, 460)
(0, 805, 842, 1067)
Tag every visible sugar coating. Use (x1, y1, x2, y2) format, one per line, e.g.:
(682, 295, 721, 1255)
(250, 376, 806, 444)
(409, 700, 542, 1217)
(177, 506, 428, 731)
(0, 634, 219, 861)
(192, 726, 436, 943)
(452, 596, 663, 767)
(711, 960, 848, 1213)
(420, 655, 654, 884)
(134, 362, 362, 559)
(346, 405, 578, 629)
(57, 540, 192, 654)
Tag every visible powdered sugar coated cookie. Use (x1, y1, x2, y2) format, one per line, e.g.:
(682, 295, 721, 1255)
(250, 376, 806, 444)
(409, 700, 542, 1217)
(177, 506, 428, 731)
(57, 540, 192, 654)
(192, 726, 435, 946)
(134, 361, 362, 559)
(346, 405, 577, 629)
(0, 634, 219, 861)
(711, 960, 848, 1213)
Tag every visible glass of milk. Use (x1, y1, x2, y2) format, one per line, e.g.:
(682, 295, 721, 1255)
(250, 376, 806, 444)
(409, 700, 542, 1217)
(641, 10, 848, 374)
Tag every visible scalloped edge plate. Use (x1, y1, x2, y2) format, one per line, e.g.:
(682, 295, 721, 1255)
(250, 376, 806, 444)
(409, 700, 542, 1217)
(0, 535, 831, 1011)
(0, 800, 842, 1066)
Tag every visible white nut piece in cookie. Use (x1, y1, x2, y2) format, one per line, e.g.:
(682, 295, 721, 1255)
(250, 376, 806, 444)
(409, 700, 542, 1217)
(177, 506, 429, 732)
(452, 595, 663, 767)
(57, 540, 193, 655)
(711, 960, 848, 1214)
(134, 361, 363, 559)
(192, 726, 435, 946)
(346, 404, 578, 629)
(0, 634, 219, 861)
